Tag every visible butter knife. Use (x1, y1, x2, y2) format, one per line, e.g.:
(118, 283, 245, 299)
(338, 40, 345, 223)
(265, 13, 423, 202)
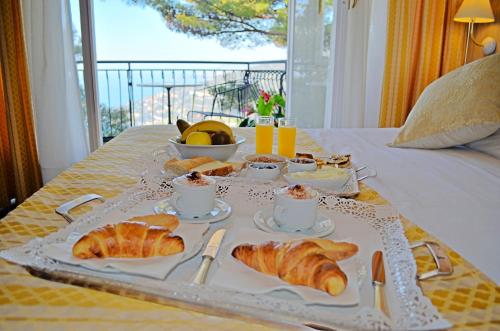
(193, 229, 226, 285)
(372, 250, 390, 319)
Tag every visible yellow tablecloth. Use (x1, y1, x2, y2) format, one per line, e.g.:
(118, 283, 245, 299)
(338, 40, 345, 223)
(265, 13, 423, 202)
(0, 126, 498, 330)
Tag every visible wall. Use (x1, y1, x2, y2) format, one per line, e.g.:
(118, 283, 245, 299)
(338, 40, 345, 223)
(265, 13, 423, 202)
(469, 0, 500, 61)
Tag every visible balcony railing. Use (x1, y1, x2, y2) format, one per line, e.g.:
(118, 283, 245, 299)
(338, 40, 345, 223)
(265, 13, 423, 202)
(77, 60, 286, 142)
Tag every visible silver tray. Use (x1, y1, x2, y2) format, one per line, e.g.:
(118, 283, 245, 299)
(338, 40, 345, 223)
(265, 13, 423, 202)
(0, 173, 450, 331)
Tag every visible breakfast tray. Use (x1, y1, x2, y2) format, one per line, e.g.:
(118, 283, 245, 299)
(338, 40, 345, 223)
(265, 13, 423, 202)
(0, 165, 450, 330)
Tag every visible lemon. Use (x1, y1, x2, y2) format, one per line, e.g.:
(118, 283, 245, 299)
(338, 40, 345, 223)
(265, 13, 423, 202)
(186, 132, 212, 145)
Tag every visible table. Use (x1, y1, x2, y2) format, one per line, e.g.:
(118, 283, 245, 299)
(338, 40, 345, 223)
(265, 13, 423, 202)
(0, 126, 498, 330)
(138, 84, 203, 124)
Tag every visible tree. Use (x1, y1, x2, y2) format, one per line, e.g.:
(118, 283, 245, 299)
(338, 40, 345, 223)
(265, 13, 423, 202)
(126, 0, 288, 48)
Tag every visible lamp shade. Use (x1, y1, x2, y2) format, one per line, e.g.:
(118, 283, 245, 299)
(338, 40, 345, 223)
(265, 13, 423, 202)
(454, 0, 495, 23)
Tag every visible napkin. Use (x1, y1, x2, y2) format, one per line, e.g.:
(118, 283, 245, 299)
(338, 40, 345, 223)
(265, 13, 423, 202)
(42, 223, 209, 279)
(211, 228, 360, 306)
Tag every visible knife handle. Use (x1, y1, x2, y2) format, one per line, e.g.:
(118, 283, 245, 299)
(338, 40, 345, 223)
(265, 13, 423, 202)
(374, 283, 390, 319)
(193, 256, 212, 285)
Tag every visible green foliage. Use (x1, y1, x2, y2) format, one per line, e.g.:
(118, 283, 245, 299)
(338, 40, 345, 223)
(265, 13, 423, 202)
(240, 90, 284, 127)
(238, 117, 255, 127)
(256, 95, 273, 116)
(256, 91, 285, 116)
(100, 105, 131, 138)
(125, 0, 288, 49)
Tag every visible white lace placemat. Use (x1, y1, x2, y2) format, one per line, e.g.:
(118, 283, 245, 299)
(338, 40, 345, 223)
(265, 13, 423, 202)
(0, 151, 451, 330)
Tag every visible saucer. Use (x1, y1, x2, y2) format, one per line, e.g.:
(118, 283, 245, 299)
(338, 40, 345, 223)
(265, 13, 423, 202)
(253, 208, 335, 238)
(154, 198, 231, 223)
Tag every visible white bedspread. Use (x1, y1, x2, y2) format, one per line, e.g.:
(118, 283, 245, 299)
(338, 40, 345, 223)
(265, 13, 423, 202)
(306, 128, 500, 284)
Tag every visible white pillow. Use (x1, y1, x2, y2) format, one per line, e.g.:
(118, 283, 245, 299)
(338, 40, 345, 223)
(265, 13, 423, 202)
(390, 54, 500, 149)
(466, 129, 500, 159)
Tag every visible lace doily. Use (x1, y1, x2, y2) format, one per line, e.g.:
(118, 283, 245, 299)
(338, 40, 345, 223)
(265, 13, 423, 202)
(0, 153, 450, 331)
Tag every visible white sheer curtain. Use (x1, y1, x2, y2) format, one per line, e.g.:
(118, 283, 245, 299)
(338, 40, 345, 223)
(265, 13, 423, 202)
(22, 0, 89, 183)
(287, 0, 335, 128)
(288, 0, 387, 129)
(325, 0, 388, 128)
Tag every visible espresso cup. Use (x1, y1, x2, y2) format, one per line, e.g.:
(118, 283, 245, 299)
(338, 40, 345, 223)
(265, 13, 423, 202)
(171, 174, 216, 218)
(273, 185, 319, 231)
(287, 158, 317, 173)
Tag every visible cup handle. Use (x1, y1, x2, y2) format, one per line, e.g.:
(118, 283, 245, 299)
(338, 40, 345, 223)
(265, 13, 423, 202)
(170, 192, 182, 211)
(273, 205, 287, 226)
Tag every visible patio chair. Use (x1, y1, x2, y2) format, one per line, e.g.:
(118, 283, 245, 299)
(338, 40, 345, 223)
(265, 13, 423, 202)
(187, 79, 259, 122)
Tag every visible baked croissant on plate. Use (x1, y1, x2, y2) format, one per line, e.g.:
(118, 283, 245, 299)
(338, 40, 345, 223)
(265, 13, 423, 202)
(231, 239, 358, 296)
(127, 214, 179, 231)
(72, 221, 184, 259)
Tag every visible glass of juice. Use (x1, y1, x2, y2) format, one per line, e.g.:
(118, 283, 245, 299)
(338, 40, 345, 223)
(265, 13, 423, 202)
(278, 118, 296, 158)
(255, 116, 274, 154)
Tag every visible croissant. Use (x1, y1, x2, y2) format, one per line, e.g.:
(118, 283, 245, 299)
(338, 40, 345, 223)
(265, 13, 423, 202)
(303, 238, 358, 261)
(72, 221, 184, 259)
(232, 239, 358, 296)
(127, 214, 179, 232)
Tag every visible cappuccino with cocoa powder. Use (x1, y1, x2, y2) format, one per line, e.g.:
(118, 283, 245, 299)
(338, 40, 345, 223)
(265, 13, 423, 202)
(273, 185, 319, 231)
(172, 172, 216, 217)
(177, 171, 210, 186)
(276, 184, 316, 200)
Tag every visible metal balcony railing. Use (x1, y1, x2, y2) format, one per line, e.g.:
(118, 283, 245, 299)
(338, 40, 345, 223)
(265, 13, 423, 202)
(77, 60, 286, 142)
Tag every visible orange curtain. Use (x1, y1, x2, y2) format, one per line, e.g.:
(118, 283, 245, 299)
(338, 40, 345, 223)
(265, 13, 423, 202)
(0, 0, 42, 209)
(379, 0, 467, 128)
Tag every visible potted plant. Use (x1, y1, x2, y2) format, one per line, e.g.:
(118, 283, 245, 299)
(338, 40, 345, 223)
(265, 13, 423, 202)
(239, 90, 286, 127)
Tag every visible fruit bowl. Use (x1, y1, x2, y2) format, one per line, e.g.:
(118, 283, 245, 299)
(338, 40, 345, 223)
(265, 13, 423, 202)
(169, 136, 246, 161)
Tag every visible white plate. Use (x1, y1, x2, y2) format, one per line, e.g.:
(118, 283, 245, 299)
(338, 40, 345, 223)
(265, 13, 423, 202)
(211, 228, 360, 306)
(41, 223, 209, 279)
(254, 208, 335, 238)
(283, 168, 360, 198)
(154, 198, 232, 223)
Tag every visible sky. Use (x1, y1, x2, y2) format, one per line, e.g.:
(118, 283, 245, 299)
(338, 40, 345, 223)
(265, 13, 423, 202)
(71, 0, 287, 62)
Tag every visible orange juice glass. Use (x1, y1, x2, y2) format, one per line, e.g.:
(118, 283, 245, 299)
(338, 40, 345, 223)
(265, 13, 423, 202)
(278, 118, 296, 158)
(255, 116, 274, 154)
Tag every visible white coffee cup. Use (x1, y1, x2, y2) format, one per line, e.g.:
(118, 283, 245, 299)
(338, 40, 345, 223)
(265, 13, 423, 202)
(171, 173, 216, 218)
(273, 185, 319, 231)
(287, 158, 317, 173)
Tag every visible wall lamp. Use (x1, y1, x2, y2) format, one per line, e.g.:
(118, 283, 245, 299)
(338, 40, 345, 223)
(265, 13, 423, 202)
(454, 0, 496, 64)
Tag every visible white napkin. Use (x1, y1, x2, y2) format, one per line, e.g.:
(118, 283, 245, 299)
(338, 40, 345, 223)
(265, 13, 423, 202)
(211, 228, 360, 306)
(42, 223, 209, 279)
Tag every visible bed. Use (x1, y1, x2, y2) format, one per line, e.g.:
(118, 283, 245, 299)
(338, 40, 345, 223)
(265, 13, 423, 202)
(306, 128, 500, 283)
(0, 125, 498, 330)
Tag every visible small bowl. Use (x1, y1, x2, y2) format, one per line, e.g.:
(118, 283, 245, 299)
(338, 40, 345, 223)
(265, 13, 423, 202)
(287, 158, 317, 173)
(169, 135, 246, 161)
(246, 163, 281, 181)
(243, 153, 287, 170)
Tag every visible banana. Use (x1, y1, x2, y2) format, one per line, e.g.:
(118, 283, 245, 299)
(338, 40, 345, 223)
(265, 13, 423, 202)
(176, 119, 191, 134)
(180, 120, 235, 144)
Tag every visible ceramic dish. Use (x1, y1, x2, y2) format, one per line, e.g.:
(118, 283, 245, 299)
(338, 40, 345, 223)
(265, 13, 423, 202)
(283, 168, 360, 197)
(154, 198, 232, 223)
(169, 135, 246, 161)
(287, 157, 317, 173)
(253, 208, 335, 238)
(246, 163, 281, 180)
(243, 153, 287, 170)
